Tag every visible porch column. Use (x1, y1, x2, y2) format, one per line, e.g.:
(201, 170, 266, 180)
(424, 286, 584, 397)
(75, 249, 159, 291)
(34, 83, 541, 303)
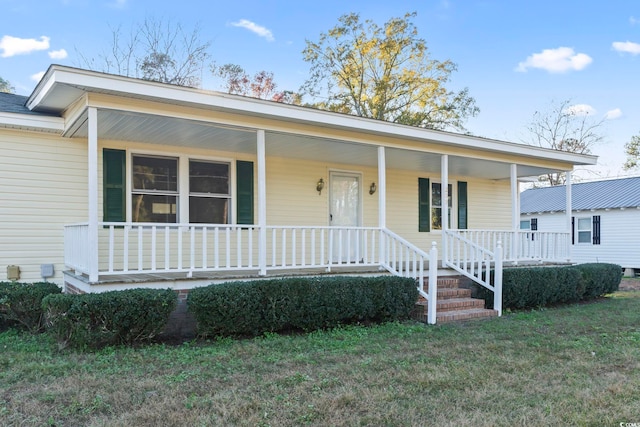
(378, 146, 386, 266)
(441, 154, 448, 265)
(565, 170, 572, 262)
(87, 107, 99, 283)
(378, 146, 386, 229)
(510, 163, 518, 262)
(257, 129, 267, 276)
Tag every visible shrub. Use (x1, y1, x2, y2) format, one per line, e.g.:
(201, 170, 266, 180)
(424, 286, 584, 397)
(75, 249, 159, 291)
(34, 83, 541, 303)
(0, 281, 61, 332)
(43, 288, 177, 349)
(476, 263, 622, 310)
(575, 263, 621, 299)
(188, 276, 418, 338)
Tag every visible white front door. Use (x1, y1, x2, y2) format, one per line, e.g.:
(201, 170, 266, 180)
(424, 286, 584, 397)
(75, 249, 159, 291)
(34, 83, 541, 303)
(329, 172, 361, 262)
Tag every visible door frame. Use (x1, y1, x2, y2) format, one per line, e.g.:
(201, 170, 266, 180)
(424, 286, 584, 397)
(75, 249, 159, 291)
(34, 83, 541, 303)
(328, 169, 363, 227)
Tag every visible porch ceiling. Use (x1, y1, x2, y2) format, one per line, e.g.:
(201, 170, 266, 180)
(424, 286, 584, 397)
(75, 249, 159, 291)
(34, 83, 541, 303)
(70, 108, 557, 180)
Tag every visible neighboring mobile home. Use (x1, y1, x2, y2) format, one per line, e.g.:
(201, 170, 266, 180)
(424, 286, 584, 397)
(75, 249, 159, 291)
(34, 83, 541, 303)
(520, 177, 640, 275)
(0, 65, 597, 321)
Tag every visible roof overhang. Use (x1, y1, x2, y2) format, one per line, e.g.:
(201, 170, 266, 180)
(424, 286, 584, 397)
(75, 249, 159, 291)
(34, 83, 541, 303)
(25, 65, 598, 180)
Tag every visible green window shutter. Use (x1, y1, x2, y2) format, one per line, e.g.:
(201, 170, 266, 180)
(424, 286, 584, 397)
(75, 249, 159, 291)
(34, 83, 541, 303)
(457, 181, 468, 229)
(103, 149, 126, 222)
(418, 178, 430, 232)
(236, 160, 254, 224)
(593, 215, 601, 245)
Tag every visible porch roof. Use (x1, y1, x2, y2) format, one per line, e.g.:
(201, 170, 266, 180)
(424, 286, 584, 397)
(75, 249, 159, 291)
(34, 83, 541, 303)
(23, 65, 597, 180)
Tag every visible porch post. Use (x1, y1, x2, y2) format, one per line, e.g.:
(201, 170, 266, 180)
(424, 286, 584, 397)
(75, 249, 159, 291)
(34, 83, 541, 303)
(378, 146, 386, 265)
(565, 170, 572, 262)
(87, 107, 99, 283)
(510, 163, 518, 262)
(257, 129, 267, 276)
(441, 154, 448, 265)
(378, 146, 386, 229)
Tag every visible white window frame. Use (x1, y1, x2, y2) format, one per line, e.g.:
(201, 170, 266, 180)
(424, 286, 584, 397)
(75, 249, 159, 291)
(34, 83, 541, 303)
(430, 181, 454, 231)
(576, 216, 592, 244)
(520, 219, 531, 230)
(126, 149, 235, 224)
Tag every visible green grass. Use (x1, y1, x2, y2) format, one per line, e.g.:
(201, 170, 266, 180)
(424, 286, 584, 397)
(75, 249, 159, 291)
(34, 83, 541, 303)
(2, 292, 640, 426)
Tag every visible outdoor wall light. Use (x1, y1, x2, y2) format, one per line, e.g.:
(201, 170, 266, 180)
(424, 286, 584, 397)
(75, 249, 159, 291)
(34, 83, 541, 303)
(369, 182, 377, 195)
(316, 178, 325, 195)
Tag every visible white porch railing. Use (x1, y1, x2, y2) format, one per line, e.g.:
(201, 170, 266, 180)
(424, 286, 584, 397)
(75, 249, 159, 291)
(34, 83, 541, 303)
(451, 230, 570, 263)
(381, 229, 438, 324)
(444, 230, 503, 316)
(64, 222, 442, 324)
(64, 222, 90, 275)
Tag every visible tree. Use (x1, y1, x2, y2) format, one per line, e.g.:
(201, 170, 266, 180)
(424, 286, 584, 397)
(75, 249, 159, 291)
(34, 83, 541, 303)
(211, 63, 302, 103)
(623, 133, 640, 170)
(301, 12, 479, 131)
(0, 76, 14, 93)
(77, 18, 211, 87)
(526, 100, 604, 186)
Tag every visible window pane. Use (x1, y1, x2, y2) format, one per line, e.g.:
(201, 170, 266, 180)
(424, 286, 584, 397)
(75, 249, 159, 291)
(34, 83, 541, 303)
(578, 231, 591, 243)
(132, 194, 177, 223)
(578, 218, 591, 230)
(190, 161, 229, 194)
(432, 183, 442, 206)
(520, 220, 530, 230)
(431, 207, 442, 230)
(133, 156, 177, 192)
(190, 197, 229, 224)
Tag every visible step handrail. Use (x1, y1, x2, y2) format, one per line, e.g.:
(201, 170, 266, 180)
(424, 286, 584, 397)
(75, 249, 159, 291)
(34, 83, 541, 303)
(444, 230, 503, 316)
(381, 228, 439, 324)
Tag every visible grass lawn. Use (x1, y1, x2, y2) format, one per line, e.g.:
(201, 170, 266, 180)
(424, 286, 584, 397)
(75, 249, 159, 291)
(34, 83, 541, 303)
(2, 291, 640, 426)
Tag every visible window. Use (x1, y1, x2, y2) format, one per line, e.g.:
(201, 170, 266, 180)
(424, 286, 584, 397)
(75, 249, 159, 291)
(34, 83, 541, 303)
(520, 220, 531, 230)
(103, 150, 255, 225)
(577, 217, 591, 243)
(431, 182, 452, 230)
(132, 155, 178, 223)
(573, 215, 601, 245)
(419, 179, 466, 232)
(189, 160, 230, 224)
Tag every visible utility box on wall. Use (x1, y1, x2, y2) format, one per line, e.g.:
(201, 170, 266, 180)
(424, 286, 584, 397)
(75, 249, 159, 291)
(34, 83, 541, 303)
(7, 265, 20, 281)
(41, 264, 54, 279)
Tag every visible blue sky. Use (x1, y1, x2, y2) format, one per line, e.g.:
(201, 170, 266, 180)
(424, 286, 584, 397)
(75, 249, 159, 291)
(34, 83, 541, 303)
(1, 0, 639, 179)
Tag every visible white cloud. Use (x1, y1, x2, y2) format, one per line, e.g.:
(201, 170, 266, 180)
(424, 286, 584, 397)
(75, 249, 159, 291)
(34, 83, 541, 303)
(230, 19, 274, 42)
(605, 108, 622, 120)
(48, 48, 68, 59)
(612, 41, 640, 55)
(516, 47, 592, 73)
(564, 104, 596, 116)
(0, 35, 50, 58)
(31, 71, 45, 82)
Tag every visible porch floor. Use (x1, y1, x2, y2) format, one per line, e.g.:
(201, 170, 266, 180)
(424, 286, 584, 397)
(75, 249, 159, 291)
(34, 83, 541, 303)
(64, 266, 462, 289)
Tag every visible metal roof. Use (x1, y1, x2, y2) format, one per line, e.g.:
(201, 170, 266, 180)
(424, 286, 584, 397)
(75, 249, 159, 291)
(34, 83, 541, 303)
(521, 176, 640, 214)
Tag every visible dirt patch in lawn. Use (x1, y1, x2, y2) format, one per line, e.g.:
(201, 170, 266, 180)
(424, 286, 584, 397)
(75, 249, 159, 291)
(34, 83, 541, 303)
(619, 278, 640, 291)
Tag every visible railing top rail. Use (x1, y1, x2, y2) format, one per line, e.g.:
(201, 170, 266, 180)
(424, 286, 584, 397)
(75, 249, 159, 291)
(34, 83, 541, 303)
(381, 228, 430, 258)
(444, 229, 496, 257)
(99, 222, 259, 229)
(267, 225, 380, 231)
(64, 222, 90, 228)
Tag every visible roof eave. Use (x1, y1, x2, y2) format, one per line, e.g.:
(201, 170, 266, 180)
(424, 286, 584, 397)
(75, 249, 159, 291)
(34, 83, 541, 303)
(26, 65, 598, 167)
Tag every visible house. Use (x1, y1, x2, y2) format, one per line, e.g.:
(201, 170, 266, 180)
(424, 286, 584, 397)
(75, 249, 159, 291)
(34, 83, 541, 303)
(0, 65, 597, 323)
(520, 177, 640, 276)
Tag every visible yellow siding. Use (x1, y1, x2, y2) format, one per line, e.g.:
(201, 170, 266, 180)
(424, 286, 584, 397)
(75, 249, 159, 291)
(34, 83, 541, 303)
(0, 129, 516, 283)
(0, 129, 87, 283)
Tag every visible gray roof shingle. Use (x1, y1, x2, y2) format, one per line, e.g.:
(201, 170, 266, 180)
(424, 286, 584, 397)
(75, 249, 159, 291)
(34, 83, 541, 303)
(0, 92, 58, 116)
(520, 177, 640, 214)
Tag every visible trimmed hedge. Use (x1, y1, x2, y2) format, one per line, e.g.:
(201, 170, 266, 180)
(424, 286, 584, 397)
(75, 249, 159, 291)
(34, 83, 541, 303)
(0, 281, 62, 332)
(43, 288, 177, 349)
(477, 263, 622, 310)
(188, 276, 419, 338)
